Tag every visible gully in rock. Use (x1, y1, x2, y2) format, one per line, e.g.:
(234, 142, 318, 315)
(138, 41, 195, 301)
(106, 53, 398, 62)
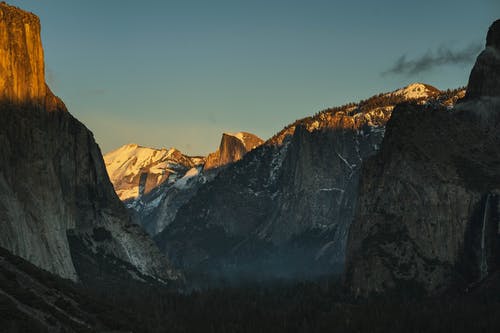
(480, 193, 491, 280)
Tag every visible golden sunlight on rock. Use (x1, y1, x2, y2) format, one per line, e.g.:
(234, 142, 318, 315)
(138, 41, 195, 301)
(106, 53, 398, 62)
(0, 2, 46, 104)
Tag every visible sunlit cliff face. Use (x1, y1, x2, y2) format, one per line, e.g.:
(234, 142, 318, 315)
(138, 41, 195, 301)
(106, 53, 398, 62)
(0, 3, 46, 105)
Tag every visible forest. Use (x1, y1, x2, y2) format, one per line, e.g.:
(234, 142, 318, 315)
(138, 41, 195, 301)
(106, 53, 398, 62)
(4, 248, 500, 333)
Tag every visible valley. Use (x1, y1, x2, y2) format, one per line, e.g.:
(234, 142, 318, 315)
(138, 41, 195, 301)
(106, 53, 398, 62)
(0, 1, 499, 332)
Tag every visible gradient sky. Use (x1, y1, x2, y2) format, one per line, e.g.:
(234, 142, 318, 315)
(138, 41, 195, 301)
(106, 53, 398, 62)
(7, 0, 499, 155)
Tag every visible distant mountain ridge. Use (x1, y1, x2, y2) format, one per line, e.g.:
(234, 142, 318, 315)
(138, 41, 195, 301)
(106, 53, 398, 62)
(104, 132, 264, 236)
(154, 82, 465, 279)
(104, 144, 204, 201)
(268, 83, 462, 146)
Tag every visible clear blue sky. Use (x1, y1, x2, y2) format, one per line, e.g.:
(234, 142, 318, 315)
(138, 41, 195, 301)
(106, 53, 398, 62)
(7, 0, 499, 155)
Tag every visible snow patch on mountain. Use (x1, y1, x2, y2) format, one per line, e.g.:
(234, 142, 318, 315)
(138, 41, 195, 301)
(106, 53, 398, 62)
(174, 167, 201, 189)
(390, 82, 440, 100)
(104, 144, 203, 201)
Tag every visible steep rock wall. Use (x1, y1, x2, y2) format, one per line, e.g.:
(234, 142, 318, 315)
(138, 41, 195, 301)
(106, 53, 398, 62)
(345, 20, 500, 297)
(204, 132, 263, 170)
(466, 19, 500, 100)
(0, 3, 176, 282)
(0, 3, 45, 104)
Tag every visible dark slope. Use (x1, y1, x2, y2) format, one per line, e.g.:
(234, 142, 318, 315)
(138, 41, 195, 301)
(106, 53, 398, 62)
(0, 246, 140, 332)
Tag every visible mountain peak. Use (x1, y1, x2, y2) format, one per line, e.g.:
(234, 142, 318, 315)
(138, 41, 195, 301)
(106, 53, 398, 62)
(390, 82, 440, 100)
(486, 19, 500, 49)
(204, 131, 264, 170)
(104, 143, 200, 201)
(223, 131, 264, 150)
(223, 131, 246, 140)
(465, 19, 500, 100)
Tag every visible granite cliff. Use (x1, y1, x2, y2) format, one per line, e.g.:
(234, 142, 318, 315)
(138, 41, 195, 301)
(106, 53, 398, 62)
(465, 19, 500, 100)
(0, 3, 45, 105)
(0, 3, 176, 283)
(204, 132, 264, 170)
(345, 19, 500, 297)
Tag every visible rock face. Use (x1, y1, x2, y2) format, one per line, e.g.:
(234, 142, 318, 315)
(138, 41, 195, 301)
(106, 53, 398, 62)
(155, 83, 462, 278)
(0, 3, 46, 105)
(204, 132, 264, 170)
(345, 20, 500, 297)
(125, 165, 206, 236)
(466, 19, 500, 99)
(0, 3, 176, 282)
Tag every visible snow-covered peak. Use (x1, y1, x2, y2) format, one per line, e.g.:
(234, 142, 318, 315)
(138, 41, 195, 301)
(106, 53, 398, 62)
(390, 83, 440, 100)
(106, 145, 170, 178)
(104, 144, 202, 201)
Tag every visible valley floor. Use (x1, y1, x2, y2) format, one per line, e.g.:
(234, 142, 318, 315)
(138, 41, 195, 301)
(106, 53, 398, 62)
(3, 246, 500, 333)
(92, 280, 500, 333)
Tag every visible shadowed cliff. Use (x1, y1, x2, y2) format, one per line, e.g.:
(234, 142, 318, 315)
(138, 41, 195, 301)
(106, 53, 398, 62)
(345, 19, 500, 298)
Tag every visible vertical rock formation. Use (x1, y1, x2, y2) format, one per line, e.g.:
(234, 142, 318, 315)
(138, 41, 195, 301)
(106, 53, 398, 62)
(465, 19, 500, 100)
(0, 3, 176, 282)
(345, 20, 500, 297)
(0, 2, 46, 105)
(204, 132, 264, 170)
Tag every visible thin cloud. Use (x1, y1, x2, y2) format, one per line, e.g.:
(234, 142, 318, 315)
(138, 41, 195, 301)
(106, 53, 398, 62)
(382, 43, 482, 76)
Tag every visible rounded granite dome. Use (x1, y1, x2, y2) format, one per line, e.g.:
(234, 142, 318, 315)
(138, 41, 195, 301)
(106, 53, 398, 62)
(464, 19, 500, 100)
(486, 19, 500, 49)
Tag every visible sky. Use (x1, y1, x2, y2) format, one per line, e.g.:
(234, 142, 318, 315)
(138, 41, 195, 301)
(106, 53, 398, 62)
(7, 0, 499, 155)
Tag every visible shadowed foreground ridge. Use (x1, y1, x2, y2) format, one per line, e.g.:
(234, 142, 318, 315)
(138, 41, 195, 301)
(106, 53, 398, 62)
(345, 19, 500, 297)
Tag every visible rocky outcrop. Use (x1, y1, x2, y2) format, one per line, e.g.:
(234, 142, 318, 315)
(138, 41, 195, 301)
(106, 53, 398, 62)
(0, 3, 176, 283)
(0, 3, 46, 105)
(345, 20, 500, 297)
(204, 132, 263, 170)
(155, 84, 461, 278)
(465, 19, 500, 99)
